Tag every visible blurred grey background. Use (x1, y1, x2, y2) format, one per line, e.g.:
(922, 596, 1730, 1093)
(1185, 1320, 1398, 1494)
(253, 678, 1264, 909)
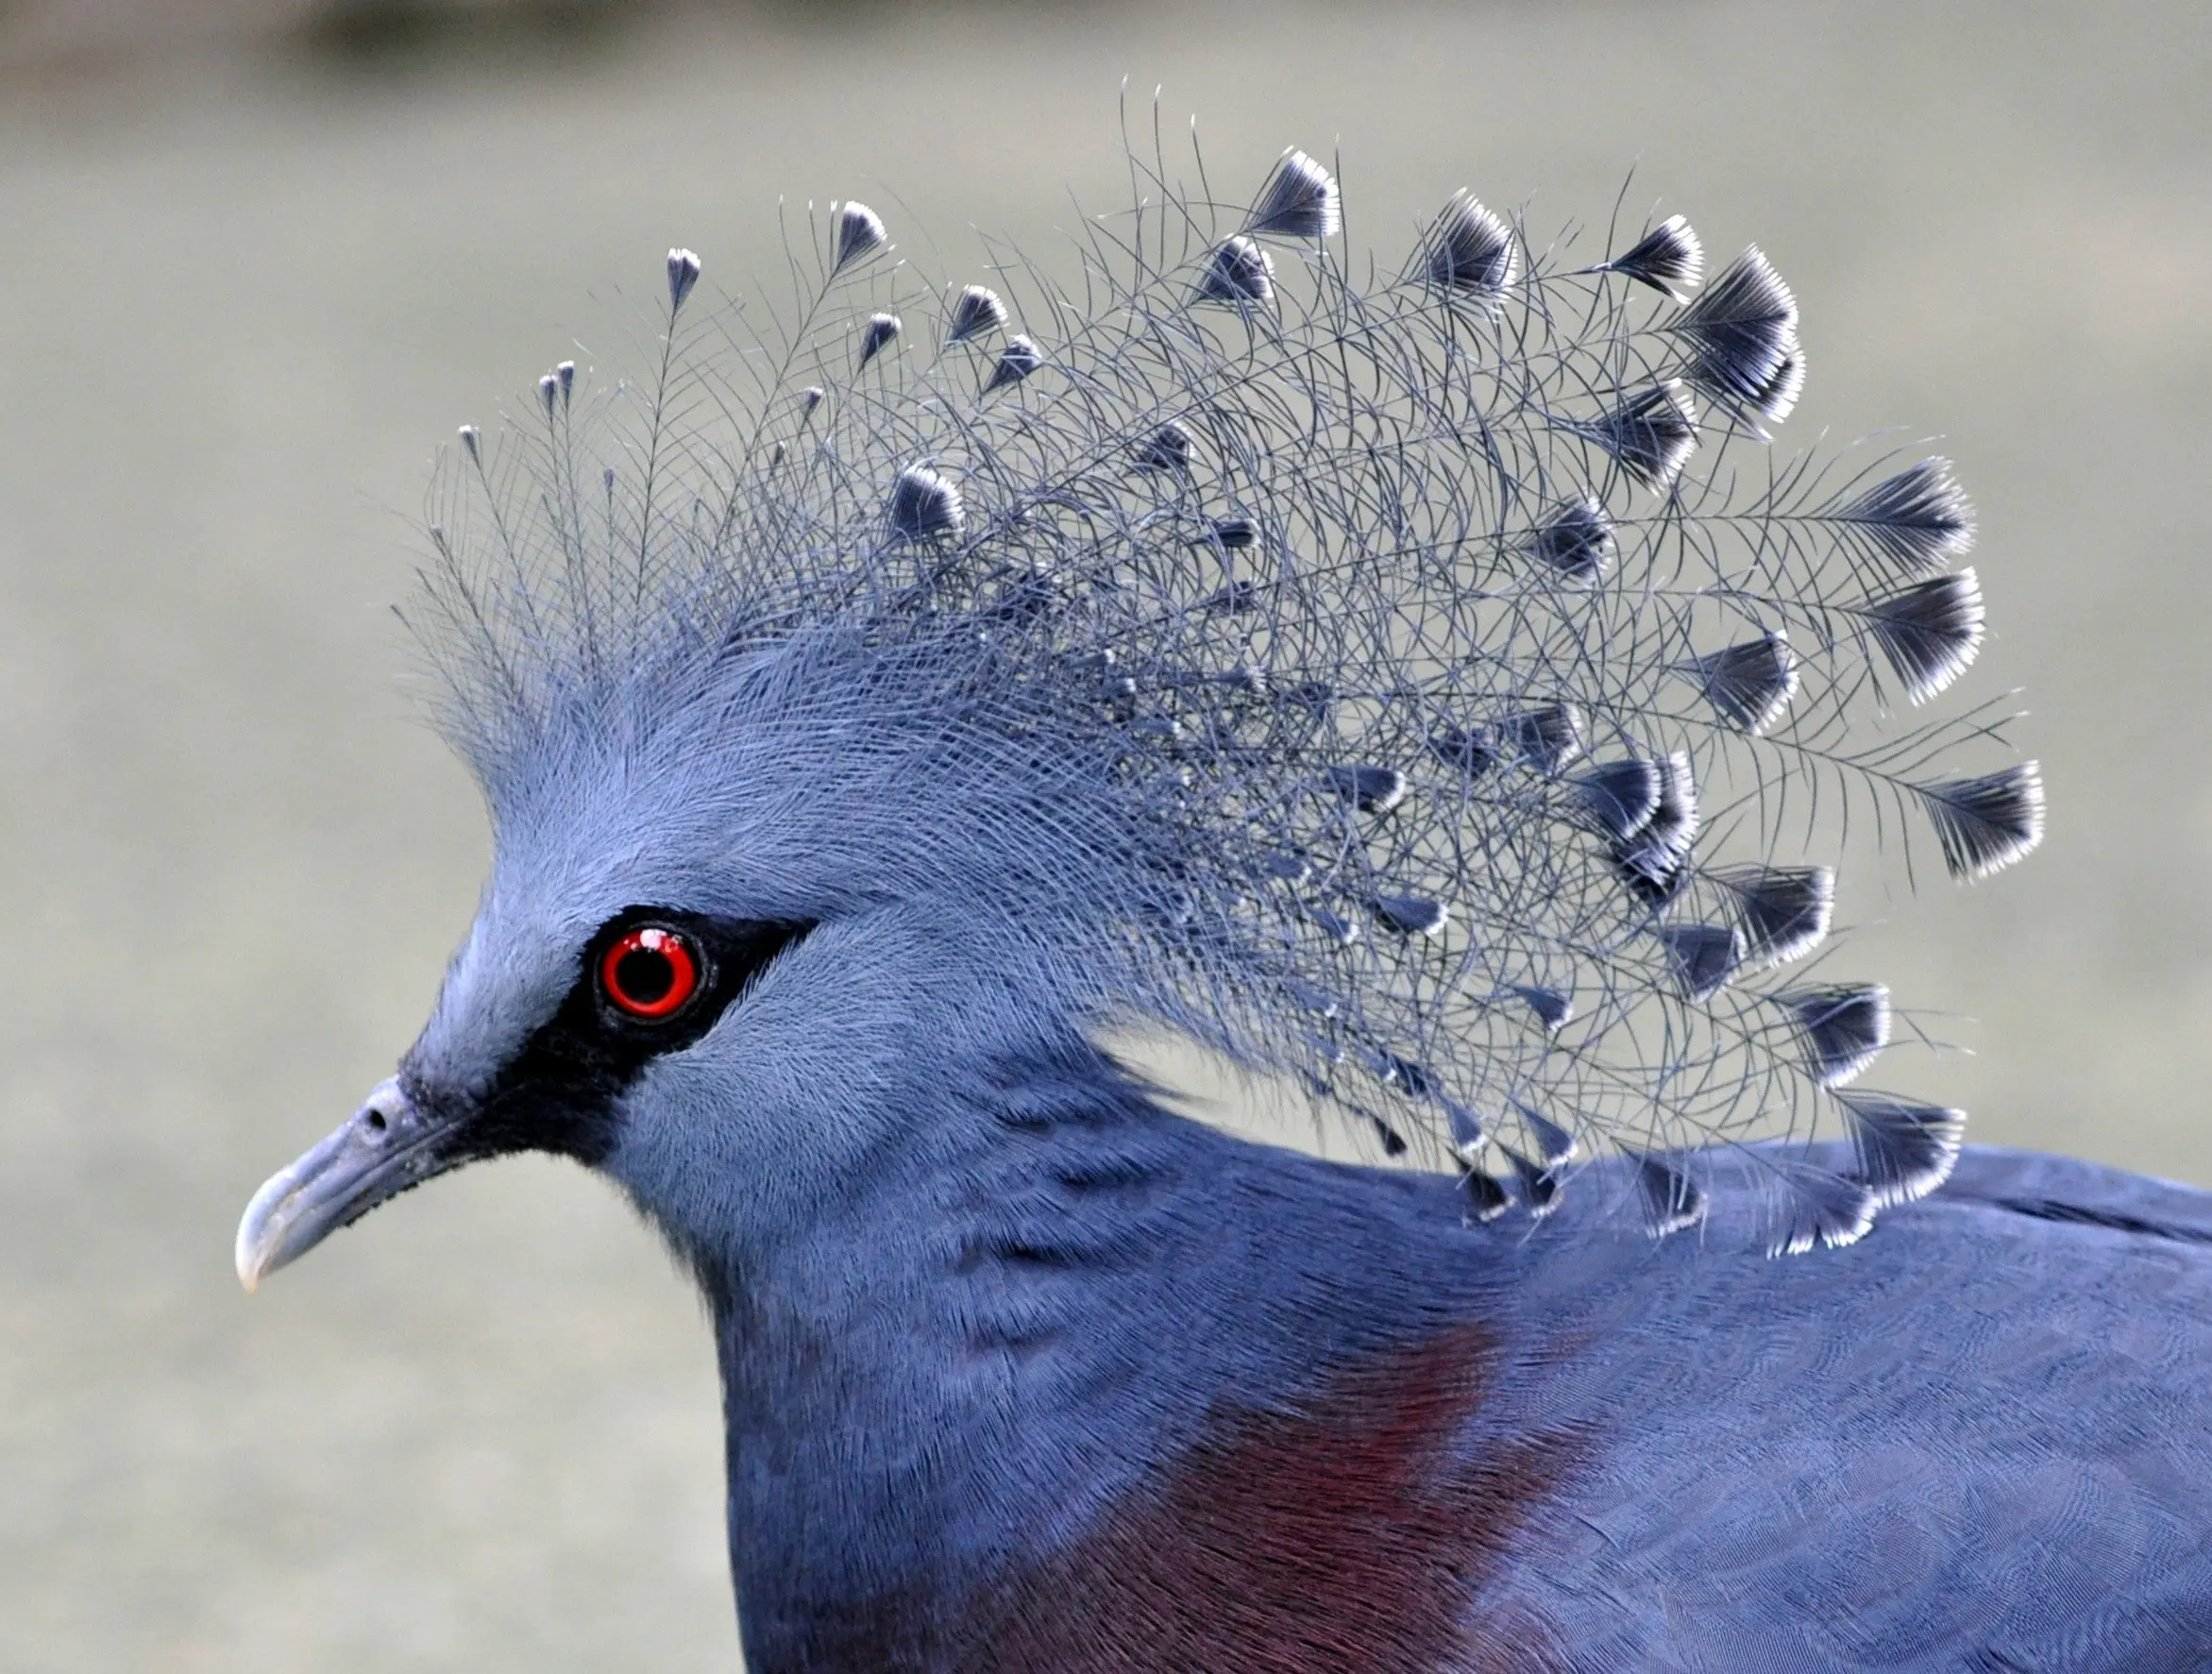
(2, 0, 2206, 1667)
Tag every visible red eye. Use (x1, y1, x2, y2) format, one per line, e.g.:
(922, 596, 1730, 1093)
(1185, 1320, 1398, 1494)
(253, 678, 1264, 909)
(599, 926, 701, 1021)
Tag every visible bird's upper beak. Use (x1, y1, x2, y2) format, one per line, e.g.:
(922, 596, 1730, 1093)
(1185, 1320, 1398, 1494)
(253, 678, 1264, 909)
(235, 1077, 464, 1291)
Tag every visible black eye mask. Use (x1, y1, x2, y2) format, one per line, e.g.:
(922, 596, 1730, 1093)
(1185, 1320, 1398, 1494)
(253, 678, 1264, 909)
(418, 909, 817, 1167)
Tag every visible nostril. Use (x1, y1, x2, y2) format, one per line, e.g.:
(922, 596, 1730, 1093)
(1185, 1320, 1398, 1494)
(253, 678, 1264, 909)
(363, 1108, 388, 1135)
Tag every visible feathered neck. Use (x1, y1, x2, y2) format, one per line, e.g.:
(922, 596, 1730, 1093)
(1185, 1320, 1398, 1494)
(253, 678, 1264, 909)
(684, 1041, 1543, 1671)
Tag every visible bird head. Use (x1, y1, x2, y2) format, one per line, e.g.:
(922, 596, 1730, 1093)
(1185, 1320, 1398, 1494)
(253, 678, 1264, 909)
(235, 619, 1170, 1288)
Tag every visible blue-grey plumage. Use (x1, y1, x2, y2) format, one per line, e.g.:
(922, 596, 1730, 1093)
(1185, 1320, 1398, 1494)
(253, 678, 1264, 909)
(227, 129, 2211, 1669)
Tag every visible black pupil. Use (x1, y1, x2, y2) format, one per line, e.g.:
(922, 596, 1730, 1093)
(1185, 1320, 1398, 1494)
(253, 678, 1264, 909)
(615, 944, 677, 1006)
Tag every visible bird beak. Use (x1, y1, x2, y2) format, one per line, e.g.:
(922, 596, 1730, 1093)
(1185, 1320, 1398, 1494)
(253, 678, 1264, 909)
(235, 1077, 463, 1292)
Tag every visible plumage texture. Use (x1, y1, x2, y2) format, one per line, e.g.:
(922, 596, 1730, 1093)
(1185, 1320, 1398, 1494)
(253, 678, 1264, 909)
(407, 127, 2062, 1252)
(234, 125, 2212, 1674)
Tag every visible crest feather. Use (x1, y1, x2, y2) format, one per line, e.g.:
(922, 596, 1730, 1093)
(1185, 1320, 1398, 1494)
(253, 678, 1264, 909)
(410, 122, 2037, 1242)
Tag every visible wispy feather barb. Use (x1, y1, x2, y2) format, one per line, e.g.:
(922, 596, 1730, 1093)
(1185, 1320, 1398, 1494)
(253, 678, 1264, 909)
(1769, 1169, 1878, 1256)
(1515, 986, 1574, 1035)
(411, 127, 2039, 1248)
(1715, 865, 1834, 969)
(1132, 422, 1192, 474)
(1529, 497, 1616, 583)
(666, 247, 701, 311)
(1659, 923, 1741, 1002)
(1588, 381, 1699, 489)
(981, 334, 1045, 397)
(1420, 192, 1519, 301)
(1636, 1154, 1709, 1236)
(1196, 234, 1275, 304)
(945, 284, 1008, 346)
(1596, 213, 1705, 301)
(1668, 246, 1799, 415)
(1821, 457, 1977, 577)
(1682, 631, 1799, 734)
(1864, 570, 1985, 704)
(1244, 148, 1342, 240)
(1916, 766, 2046, 880)
(832, 202, 888, 276)
(1837, 1091, 1967, 1208)
(886, 464, 961, 543)
(1783, 984, 1892, 1087)
(857, 312, 902, 369)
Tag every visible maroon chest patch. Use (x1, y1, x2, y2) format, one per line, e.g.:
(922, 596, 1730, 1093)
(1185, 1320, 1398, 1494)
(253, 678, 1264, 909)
(956, 1322, 1583, 1674)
